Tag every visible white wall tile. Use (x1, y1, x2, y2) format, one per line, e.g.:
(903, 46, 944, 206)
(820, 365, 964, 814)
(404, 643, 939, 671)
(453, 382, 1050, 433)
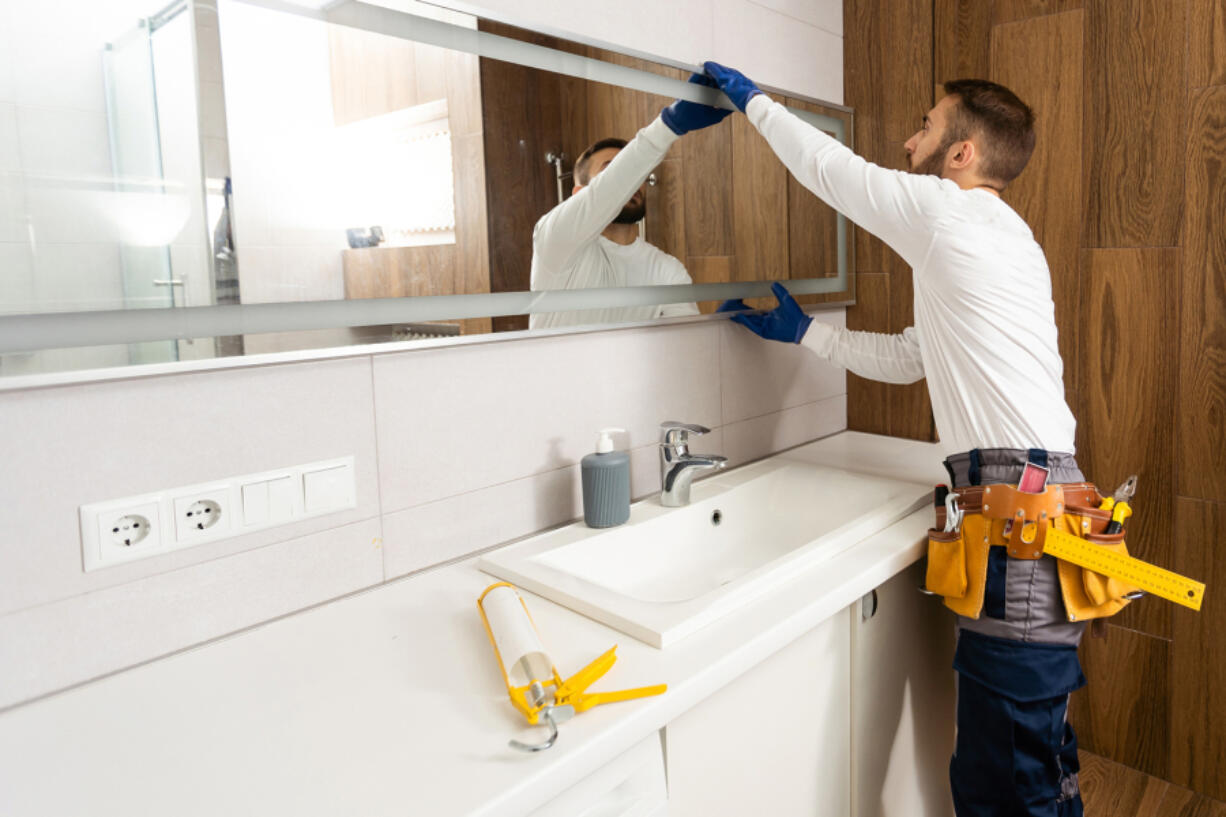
(382, 428, 727, 577)
(373, 322, 722, 513)
(30, 243, 125, 312)
(0, 356, 381, 615)
(0, 241, 34, 314)
(722, 394, 846, 466)
(747, 0, 842, 35)
(0, 104, 19, 173)
(710, 0, 843, 104)
(720, 309, 846, 423)
(0, 517, 383, 709)
(0, 2, 14, 104)
(0, 172, 26, 244)
(16, 106, 112, 179)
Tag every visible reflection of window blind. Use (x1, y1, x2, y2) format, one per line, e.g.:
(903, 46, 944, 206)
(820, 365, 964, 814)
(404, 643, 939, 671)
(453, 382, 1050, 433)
(333, 98, 456, 245)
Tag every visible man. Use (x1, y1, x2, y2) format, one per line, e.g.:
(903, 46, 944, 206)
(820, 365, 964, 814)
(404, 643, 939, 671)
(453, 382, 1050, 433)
(528, 78, 721, 329)
(704, 62, 1087, 816)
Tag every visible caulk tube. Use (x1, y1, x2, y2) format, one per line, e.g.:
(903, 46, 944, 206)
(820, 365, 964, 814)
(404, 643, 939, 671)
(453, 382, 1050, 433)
(479, 584, 554, 688)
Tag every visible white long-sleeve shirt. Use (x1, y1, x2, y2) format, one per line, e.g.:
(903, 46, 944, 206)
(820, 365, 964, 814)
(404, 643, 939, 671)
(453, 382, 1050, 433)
(746, 95, 1076, 454)
(529, 117, 700, 329)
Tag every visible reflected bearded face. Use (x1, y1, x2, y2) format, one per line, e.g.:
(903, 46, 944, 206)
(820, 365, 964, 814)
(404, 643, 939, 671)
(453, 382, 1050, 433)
(586, 147, 648, 224)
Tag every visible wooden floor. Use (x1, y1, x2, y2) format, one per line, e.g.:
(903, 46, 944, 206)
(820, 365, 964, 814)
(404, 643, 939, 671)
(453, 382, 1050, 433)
(1081, 751, 1226, 817)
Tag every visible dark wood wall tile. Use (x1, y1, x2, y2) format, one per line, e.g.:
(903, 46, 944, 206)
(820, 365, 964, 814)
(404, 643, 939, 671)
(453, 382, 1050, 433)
(993, 0, 1085, 25)
(844, 0, 887, 274)
(731, 114, 790, 310)
(1169, 498, 1226, 801)
(934, 0, 992, 85)
(1189, 0, 1226, 88)
(1084, 0, 1187, 247)
(990, 9, 1085, 398)
(681, 120, 735, 257)
(1178, 86, 1226, 503)
(1079, 249, 1178, 638)
(1072, 625, 1170, 780)
(846, 273, 892, 435)
(882, 0, 936, 145)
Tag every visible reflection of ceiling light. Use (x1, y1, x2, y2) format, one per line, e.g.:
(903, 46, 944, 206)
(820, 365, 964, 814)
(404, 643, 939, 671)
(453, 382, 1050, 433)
(91, 191, 192, 247)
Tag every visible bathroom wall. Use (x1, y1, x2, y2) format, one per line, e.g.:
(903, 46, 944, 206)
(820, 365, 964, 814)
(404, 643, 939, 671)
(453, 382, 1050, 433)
(845, 0, 1226, 803)
(0, 0, 848, 711)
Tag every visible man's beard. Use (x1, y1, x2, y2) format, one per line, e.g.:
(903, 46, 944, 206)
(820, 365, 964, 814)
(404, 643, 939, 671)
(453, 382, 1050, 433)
(908, 137, 955, 177)
(612, 198, 647, 224)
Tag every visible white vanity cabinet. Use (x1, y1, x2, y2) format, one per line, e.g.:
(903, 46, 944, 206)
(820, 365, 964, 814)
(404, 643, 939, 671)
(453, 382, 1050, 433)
(852, 562, 957, 817)
(663, 608, 852, 816)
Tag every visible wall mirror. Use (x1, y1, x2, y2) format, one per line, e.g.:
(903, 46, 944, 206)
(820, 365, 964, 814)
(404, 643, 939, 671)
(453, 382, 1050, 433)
(0, 0, 853, 378)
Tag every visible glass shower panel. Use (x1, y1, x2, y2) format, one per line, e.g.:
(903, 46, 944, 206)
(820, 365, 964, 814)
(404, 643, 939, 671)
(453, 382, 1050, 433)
(103, 18, 178, 365)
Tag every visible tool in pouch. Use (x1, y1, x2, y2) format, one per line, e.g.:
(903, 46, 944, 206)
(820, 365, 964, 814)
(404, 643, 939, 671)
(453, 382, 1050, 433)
(478, 582, 667, 752)
(927, 475, 1205, 613)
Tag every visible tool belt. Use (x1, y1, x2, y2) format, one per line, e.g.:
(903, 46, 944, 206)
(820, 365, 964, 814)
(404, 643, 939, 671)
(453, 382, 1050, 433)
(926, 482, 1140, 623)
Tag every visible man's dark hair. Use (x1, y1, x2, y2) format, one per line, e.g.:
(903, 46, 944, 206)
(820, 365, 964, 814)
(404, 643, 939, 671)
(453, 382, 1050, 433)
(573, 137, 628, 187)
(942, 79, 1036, 187)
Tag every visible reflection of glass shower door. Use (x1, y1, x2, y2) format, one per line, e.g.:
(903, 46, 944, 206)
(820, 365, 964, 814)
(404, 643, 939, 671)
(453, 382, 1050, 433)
(104, 14, 179, 365)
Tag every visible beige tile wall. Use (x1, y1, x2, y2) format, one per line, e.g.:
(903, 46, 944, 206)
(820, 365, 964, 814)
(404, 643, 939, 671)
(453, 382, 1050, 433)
(0, 312, 846, 710)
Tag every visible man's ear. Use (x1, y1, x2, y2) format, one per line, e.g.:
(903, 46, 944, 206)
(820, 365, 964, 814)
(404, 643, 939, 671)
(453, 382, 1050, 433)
(948, 140, 976, 171)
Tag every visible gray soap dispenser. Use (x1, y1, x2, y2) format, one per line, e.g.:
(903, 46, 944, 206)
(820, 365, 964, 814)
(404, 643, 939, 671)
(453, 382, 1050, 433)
(581, 427, 630, 528)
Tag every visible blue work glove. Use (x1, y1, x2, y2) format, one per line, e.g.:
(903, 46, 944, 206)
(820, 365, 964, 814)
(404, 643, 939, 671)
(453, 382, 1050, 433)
(702, 61, 764, 113)
(730, 282, 812, 343)
(716, 298, 750, 313)
(661, 73, 733, 135)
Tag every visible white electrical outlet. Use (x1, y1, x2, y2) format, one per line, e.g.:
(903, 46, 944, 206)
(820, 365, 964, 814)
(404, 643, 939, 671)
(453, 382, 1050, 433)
(81, 495, 166, 571)
(172, 485, 232, 543)
(79, 457, 355, 572)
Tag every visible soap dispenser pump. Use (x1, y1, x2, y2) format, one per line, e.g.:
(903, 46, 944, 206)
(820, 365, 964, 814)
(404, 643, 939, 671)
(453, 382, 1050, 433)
(581, 428, 630, 528)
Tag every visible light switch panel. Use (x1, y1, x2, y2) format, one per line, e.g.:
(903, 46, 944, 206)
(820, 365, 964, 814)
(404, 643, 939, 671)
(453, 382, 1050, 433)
(303, 464, 356, 514)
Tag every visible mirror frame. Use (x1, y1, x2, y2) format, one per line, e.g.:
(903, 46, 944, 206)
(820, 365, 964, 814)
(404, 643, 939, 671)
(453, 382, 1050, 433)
(0, 0, 854, 360)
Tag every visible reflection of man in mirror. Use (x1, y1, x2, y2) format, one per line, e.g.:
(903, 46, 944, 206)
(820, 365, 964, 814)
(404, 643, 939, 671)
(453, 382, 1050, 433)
(528, 78, 730, 329)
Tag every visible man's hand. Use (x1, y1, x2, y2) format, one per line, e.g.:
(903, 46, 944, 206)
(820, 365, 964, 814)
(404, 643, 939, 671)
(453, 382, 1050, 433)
(730, 282, 812, 343)
(702, 61, 764, 113)
(661, 73, 734, 135)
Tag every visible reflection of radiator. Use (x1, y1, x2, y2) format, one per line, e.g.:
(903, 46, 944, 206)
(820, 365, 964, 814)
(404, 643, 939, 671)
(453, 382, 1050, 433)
(392, 323, 462, 341)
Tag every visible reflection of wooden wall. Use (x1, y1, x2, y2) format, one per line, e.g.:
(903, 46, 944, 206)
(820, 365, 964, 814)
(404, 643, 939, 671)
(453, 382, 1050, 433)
(478, 20, 850, 325)
(329, 26, 491, 335)
(852, 0, 1226, 807)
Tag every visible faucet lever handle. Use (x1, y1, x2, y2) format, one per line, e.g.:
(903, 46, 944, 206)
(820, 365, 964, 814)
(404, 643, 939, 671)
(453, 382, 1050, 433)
(660, 421, 709, 446)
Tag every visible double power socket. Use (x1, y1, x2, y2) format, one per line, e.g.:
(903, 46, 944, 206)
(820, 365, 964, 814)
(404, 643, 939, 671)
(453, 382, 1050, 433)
(79, 457, 356, 572)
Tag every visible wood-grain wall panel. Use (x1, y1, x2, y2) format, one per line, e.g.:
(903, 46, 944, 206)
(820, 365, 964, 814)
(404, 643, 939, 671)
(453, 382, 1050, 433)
(993, 0, 1084, 25)
(843, 0, 887, 274)
(1178, 86, 1226, 503)
(1072, 625, 1170, 780)
(731, 114, 790, 310)
(681, 120, 735, 257)
(1169, 498, 1226, 801)
(1083, 0, 1187, 248)
(846, 272, 891, 435)
(990, 10, 1084, 398)
(688, 255, 736, 314)
(1190, 0, 1226, 88)
(882, 0, 936, 145)
(934, 0, 992, 85)
(645, 158, 686, 266)
(1079, 249, 1177, 637)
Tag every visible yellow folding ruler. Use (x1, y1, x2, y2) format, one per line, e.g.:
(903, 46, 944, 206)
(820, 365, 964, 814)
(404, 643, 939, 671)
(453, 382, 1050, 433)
(1044, 528, 1205, 611)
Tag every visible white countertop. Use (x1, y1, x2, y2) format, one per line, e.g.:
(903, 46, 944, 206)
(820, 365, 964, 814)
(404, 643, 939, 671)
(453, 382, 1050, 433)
(0, 432, 947, 817)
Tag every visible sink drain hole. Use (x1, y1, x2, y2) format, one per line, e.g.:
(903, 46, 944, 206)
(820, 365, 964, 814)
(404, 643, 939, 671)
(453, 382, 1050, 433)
(711, 510, 722, 526)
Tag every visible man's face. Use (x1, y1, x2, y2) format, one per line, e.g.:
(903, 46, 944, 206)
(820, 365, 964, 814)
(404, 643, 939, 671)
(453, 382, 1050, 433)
(579, 147, 647, 224)
(904, 95, 959, 178)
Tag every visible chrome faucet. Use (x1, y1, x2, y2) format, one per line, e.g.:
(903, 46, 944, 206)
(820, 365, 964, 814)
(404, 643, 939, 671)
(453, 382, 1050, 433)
(659, 421, 727, 507)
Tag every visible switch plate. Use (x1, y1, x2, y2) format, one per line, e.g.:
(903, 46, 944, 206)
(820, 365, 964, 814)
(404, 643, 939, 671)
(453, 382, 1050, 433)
(79, 457, 356, 572)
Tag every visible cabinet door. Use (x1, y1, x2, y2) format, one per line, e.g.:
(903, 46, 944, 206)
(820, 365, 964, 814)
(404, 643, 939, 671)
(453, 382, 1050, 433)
(664, 609, 851, 817)
(852, 562, 957, 817)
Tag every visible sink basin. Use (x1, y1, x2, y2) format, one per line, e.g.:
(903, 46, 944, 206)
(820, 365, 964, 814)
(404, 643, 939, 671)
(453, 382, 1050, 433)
(478, 457, 931, 647)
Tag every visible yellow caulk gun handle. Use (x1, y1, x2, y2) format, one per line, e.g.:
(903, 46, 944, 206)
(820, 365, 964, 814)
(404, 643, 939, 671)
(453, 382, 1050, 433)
(573, 683, 668, 713)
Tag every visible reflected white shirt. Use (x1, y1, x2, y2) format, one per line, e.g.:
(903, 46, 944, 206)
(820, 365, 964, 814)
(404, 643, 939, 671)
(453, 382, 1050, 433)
(529, 116, 699, 329)
(746, 94, 1076, 454)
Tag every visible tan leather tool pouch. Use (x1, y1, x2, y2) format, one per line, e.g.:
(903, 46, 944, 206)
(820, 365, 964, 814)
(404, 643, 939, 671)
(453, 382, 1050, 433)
(926, 528, 968, 600)
(1054, 509, 1137, 621)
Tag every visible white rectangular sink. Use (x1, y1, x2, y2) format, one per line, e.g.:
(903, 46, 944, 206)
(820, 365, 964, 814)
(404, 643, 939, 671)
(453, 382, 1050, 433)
(479, 457, 932, 647)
